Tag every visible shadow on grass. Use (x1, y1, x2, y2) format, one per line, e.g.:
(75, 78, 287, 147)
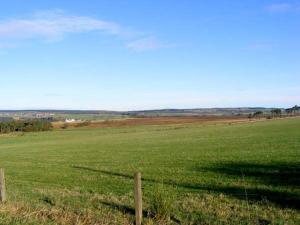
(196, 162, 300, 187)
(98, 200, 148, 217)
(73, 165, 133, 179)
(73, 165, 176, 186)
(72, 163, 300, 210)
(193, 161, 300, 209)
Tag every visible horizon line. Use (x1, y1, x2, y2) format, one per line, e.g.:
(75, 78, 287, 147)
(0, 106, 294, 112)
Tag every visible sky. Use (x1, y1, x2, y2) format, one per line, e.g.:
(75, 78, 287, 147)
(0, 0, 299, 110)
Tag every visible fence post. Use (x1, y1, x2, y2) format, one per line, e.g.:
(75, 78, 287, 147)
(134, 172, 142, 225)
(0, 168, 6, 202)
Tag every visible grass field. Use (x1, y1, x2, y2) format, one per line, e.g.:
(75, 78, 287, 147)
(0, 118, 299, 224)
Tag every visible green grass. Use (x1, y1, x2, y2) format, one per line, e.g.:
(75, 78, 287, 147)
(0, 118, 299, 224)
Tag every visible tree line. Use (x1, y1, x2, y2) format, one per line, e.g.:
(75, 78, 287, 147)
(0, 119, 52, 134)
(285, 105, 300, 115)
(248, 105, 299, 119)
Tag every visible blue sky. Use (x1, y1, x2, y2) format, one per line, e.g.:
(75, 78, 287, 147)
(0, 0, 299, 110)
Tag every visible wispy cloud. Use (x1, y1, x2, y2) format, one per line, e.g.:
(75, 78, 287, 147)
(0, 10, 125, 40)
(266, 2, 300, 13)
(126, 37, 173, 52)
(0, 9, 172, 52)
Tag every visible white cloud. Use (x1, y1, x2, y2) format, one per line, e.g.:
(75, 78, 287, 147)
(0, 10, 172, 51)
(266, 2, 300, 13)
(0, 10, 125, 40)
(126, 37, 173, 52)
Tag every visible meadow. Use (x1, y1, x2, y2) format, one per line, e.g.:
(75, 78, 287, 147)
(0, 118, 299, 224)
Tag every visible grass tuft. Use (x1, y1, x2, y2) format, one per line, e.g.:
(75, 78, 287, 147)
(149, 183, 175, 222)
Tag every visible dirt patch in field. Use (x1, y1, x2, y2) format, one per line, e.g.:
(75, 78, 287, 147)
(52, 116, 253, 129)
(91, 116, 248, 127)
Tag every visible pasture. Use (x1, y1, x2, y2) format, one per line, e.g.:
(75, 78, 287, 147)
(0, 117, 299, 224)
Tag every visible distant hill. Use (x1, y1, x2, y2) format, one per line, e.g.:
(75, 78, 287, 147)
(0, 107, 289, 121)
(124, 107, 276, 117)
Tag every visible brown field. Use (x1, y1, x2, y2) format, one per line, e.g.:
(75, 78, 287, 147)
(52, 115, 255, 129)
(53, 115, 300, 130)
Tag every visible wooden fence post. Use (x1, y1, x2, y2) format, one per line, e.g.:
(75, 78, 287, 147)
(0, 168, 6, 202)
(134, 172, 142, 225)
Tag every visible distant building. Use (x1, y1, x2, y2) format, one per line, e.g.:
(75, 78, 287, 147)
(65, 119, 76, 123)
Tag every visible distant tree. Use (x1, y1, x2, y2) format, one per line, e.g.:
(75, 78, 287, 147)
(271, 108, 282, 117)
(285, 108, 293, 116)
(248, 113, 253, 120)
(253, 111, 263, 119)
(0, 119, 52, 134)
(292, 105, 299, 115)
(285, 105, 299, 116)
